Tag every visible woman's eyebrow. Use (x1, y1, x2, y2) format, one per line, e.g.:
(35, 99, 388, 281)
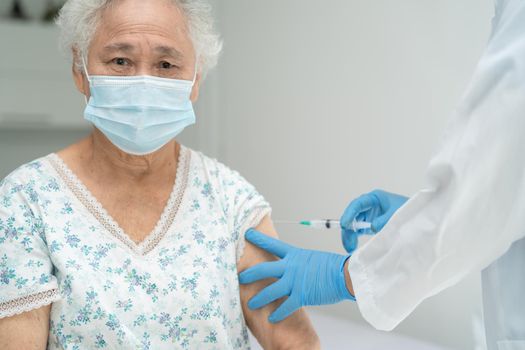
(102, 42, 136, 54)
(101, 43, 185, 61)
(154, 45, 184, 60)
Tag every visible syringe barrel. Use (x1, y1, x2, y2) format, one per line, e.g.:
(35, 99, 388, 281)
(352, 220, 372, 231)
(308, 220, 340, 229)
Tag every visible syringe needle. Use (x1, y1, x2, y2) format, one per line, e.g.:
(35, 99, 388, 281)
(273, 220, 300, 224)
(274, 219, 371, 231)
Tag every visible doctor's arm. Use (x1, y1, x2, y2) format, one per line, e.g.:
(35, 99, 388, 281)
(238, 216, 320, 349)
(347, 0, 525, 330)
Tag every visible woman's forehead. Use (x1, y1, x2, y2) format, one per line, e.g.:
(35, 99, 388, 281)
(92, 0, 192, 53)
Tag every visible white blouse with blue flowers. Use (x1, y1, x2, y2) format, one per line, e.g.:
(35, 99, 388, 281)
(0, 145, 271, 349)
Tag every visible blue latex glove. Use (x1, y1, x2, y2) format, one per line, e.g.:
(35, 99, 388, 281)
(340, 189, 409, 253)
(239, 229, 355, 323)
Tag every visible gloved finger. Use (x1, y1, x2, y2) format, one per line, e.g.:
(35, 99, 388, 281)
(245, 229, 292, 258)
(248, 279, 290, 310)
(341, 229, 358, 254)
(356, 212, 367, 222)
(355, 212, 373, 234)
(371, 213, 391, 233)
(239, 260, 285, 284)
(268, 298, 301, 323)
(340, 194, 380, 229)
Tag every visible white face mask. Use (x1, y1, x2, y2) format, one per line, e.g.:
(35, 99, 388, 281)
(82, 58, 197, 155)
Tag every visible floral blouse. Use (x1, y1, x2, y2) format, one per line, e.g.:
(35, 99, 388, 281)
(0, 145, 271, 349)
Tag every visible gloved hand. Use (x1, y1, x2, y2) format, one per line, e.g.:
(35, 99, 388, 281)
(239, 229, 355, 323)
(340, 189, 408, 253)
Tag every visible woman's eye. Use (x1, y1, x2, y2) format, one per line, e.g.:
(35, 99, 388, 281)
(112, 58, 128, 66)
(160, 61, 174, 69)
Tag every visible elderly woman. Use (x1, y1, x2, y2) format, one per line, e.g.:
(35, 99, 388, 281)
(0, 0, 319, 348)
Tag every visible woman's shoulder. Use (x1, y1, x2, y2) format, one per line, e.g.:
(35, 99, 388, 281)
(186, 146, 244, 181)
(0, 154, 56, 191)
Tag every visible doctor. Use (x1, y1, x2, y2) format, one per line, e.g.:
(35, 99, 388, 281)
(239, 0, 525, 348)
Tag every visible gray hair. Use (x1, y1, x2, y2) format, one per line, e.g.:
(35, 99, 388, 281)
(55, 0, 223, 77)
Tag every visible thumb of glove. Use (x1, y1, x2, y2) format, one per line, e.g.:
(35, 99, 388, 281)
(371, 214, 391, 233)
(342, 229, 358, 254)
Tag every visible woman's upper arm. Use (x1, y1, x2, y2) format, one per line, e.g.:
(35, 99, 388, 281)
(0, 171, 57, 348)
(238, 216, 320, 349)
(0, 305, 51, 350)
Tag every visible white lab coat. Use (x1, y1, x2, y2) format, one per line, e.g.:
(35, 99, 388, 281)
(347, 0, 525, 348)
(483, 238, 525, 349)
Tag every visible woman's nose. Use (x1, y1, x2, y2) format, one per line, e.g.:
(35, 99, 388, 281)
(135, 65, 155, 76)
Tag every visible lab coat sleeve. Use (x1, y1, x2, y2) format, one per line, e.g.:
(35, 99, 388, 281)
(348, 0, 525, 331)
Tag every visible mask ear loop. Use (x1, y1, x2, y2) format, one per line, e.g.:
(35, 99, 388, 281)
(81, 56, 91, 105)
(191, 61, 198, 87)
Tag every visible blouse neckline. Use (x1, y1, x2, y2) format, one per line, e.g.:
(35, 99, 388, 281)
(46, 145, 192, 256)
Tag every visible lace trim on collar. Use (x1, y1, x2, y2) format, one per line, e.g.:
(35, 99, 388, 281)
(47, 146, 191, 256)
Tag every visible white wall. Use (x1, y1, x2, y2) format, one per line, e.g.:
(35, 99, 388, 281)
(212, 1, 493, 349)
(0, 21, 89, 177)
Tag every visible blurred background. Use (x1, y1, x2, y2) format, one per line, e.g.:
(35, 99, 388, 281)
(0, 0, 494, 348)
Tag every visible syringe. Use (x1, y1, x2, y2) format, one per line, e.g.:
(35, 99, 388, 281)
(274, 219, 371, 231)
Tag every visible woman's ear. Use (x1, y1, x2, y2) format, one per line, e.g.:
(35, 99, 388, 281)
(190, 72, 202, 103)
(71, 48, 89, 97)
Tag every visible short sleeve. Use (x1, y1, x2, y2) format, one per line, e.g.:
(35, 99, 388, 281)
(0, 173, 60, 319)
(215, 162, 272, 262)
